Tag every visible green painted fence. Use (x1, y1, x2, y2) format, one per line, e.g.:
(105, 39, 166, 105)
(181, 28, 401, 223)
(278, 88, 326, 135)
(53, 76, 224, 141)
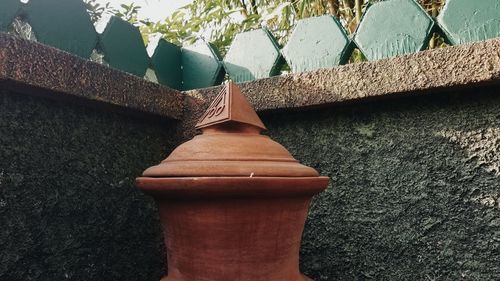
(0, 0, 499, 89)
(354, 0, 434, 61)
(282, 15, 351, 73)
(224, 28, 283, 83)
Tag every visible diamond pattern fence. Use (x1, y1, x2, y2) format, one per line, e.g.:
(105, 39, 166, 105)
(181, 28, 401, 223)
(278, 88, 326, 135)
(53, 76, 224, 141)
(0, 0, 499, 89)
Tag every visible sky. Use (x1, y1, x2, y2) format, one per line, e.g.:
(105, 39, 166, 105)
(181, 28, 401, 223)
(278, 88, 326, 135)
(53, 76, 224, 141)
(97, 0, 193, 22)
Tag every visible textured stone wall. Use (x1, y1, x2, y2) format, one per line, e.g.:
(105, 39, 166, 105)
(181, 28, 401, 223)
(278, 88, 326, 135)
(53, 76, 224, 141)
(2, 83, 499, 280)
(263, 86, 500, 280)
(0, 90, 174, 280)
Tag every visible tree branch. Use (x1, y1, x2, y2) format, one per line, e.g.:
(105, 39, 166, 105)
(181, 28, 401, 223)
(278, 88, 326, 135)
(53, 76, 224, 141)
(238, 0, 249, 17)
(249, 0, 258, 14)
(355, 0, 363, 24)
(327, 0, 340, 17)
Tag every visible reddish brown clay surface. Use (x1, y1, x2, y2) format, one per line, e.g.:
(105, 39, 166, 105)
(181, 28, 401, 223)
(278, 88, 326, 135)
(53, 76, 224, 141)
(136, 82, 329, 281)
(195, 82, 266, 130)
(159, 196, 313, 281)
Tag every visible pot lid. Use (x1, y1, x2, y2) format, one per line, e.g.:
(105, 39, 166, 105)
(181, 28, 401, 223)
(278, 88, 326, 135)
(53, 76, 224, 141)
(142, 81, 319, 177)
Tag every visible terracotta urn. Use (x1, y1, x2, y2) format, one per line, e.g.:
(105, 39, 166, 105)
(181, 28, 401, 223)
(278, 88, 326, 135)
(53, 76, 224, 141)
(136, 82, 329, 281)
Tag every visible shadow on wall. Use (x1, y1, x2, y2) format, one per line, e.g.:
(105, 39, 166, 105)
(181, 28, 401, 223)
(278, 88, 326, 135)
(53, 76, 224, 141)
(262, 85, 500, 280)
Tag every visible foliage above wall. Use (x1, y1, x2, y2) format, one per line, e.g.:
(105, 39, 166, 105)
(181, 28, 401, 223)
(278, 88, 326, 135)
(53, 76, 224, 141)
(85, 0, 447, 55)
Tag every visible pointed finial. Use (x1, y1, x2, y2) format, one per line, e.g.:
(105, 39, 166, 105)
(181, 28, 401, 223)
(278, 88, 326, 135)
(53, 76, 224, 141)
(195, 81, 266, 130)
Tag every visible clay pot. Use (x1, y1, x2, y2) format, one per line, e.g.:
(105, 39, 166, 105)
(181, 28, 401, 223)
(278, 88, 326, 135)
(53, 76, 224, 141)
(136, 82, 329, 281)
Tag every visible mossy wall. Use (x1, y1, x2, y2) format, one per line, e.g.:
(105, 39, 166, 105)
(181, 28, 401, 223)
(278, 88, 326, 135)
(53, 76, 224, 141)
(0, 89, 175, 280)
(263, 86, 500, 280)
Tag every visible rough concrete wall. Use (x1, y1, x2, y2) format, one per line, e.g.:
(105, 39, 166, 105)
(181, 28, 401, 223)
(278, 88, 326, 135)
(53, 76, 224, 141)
(0, 90, 172, 280)
(2, 84, 499, 281)
(263, 86, 500, 280)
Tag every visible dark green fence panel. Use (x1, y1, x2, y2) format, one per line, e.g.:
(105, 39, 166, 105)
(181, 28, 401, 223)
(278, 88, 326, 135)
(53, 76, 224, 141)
(354, 0, 434, 61)
(0, 0, 21, 31)
(224, 28, 283, 83)
(97, 16, 150, 77)
(283, 15, 351, 73)
(25, 0, 98, 58)
(181, 42, 224, 91)
(147, 37, 182, 90)
(438, 0, 500, 45)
